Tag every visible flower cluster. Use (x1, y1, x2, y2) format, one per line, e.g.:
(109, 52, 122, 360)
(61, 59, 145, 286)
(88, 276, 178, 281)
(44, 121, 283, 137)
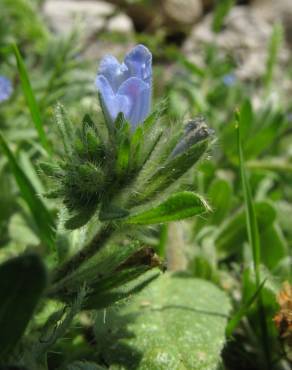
(96, 44, 152, 129)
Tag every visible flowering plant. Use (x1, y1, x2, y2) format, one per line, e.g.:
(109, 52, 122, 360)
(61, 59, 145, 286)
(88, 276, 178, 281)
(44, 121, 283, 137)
(39, 45, 211, 296)
(0, 43, 215, 368)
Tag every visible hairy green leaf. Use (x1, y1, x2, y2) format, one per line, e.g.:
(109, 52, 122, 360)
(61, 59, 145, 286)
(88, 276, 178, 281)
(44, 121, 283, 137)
(0, 254, 47, 357)
(138, 139, 209, 203)
(95, 273, 231, 370)
(126, 192, 210, 225)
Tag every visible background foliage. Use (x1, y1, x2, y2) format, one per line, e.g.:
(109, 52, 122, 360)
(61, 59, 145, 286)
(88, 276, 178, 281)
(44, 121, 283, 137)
(0, 0, 291, 369)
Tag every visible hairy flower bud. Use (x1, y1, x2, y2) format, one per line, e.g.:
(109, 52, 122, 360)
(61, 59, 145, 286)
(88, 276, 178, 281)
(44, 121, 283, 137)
(170, 116, 213, 158)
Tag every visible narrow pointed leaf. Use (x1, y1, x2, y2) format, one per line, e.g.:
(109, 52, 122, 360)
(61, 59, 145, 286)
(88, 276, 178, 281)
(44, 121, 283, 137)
(126, 192, 210, 225)
(226, 279, 266, 337)
(55, 103, 75, 156)
(237, 112, 271, 364)
(0, 133, 55, 250)
(99, 203, 129, 221)
(138, 139, 209, 202)
(12, 44, 51, 154)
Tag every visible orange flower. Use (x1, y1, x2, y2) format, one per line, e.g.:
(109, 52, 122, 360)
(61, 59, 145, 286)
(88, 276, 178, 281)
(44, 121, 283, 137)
(274, 281, 292, 361)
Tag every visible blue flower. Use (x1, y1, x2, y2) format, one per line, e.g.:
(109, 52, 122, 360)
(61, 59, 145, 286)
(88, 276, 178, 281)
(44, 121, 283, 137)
(0, 76, 12, 102)
(96, 44, 152, 129)
(223, 73, 236, 87)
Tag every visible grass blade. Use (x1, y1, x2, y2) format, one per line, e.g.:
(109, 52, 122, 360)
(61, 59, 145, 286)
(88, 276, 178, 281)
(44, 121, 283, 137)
(264, 22, 283, 90)
(236, 111, 271, 368)
(236, 112, 261, 286)
(0, 132, 55, 250)
(212, 0, 235, 33)
(226, 279, 266, 338)
(12, 44, 51, 154)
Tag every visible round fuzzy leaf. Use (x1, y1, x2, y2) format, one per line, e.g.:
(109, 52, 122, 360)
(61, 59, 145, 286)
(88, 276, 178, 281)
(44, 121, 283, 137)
(95, 273, 231, 370)
(67, 361, 106, 370)
(0, 254, 47, 357)
(126, 192, 210, 225)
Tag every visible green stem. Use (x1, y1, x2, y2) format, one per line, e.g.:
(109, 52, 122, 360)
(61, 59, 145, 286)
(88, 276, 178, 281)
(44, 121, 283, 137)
(51, 224, 116, 284)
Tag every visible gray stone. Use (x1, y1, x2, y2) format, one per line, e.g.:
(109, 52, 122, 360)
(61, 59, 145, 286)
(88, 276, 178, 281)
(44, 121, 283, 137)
(252, 0, 292, 47)
(162, 0, 203, 26)
(183, 5, 290, 80)
(103, 0, 203, 34)
(43, 0, 133, 35)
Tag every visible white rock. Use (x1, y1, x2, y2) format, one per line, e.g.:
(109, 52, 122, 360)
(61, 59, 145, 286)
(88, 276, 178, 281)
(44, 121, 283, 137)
(252, 0, 292, 47)
(162, 0, 203, 25)
(43, 0, 132, 35)
(184, 5, 289, 80)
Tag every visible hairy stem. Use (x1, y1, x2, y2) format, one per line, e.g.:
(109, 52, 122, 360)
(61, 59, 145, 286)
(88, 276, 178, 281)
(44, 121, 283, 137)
(52, 224, 116, 284)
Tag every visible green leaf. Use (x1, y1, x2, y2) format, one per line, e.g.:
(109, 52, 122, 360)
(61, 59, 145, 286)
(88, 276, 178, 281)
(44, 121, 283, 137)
(138, 139, 209, 202)
(85, 268, 158, 309)
(99, 203, 129, 221)
(55, 103, 75, 156)
(114, 116, 131, 177)
(166, 48, 205, 77)
(67, 362, 106, 370)
(226, 279, 266, 338)
(237, 114, 271, 366)
(238, 99, 253, 141)
(242, 266, 280, 352)
(12, 44, 51, 154)
(264, 22, 283, 90)
(0, 254, 47, 357)
(0, 133, 55, 250)
(212, 0, 235, 33)
(222, 99, 253, 162)
(208, 178, 232, 224)
(126, 192, 210, 225)
(95, 274, 231, 370)
(260, 223, 288, 272)
(65, 204, 97, 230)
(179, 56, 205, 78)
(76, 270, 160, 311)
(237, 115, 261, 286)
(215, 201, 276, 258)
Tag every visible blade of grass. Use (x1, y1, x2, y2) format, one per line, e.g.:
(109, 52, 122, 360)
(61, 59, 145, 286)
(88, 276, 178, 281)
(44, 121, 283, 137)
(0, 132, 55, 251)
(12, 44, 51, 155)
(236, 111, 271, 369)
(237, 112, 261, 286)
(212, 0, 235, 33)
(226, 279, 266, 338)
(264, 22, 283, 91)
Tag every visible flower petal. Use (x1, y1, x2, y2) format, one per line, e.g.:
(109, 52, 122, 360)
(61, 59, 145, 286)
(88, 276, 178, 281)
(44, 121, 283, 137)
(0, 76, 12, 102)
(117, 77, 151, 129)
(124, 44, 152, 86)
(96, 74, 114, 99)
(98, 55, 128, 92)
(96, 75, 130, 124)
